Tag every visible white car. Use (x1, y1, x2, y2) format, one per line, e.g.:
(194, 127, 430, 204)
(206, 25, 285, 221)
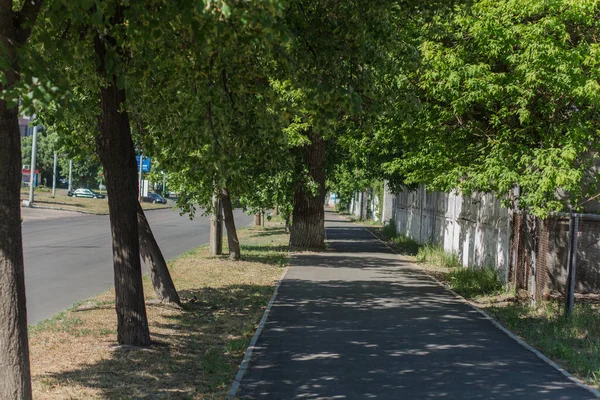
(68, 188, 106, 199)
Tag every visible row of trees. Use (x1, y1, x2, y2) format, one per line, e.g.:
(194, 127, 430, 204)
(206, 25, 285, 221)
(1, 0, 401, 398)
(3, 0, 599, 398)
(21, 132, 104, 188)
(330, 0, 600, 218)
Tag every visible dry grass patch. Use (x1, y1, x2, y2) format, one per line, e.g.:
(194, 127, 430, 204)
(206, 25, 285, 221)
(30, 221, 288, 399)
(21, 188, 170, 214)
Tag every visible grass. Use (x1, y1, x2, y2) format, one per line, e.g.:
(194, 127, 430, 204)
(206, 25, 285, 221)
(366, 219, 421, 256)
(486, 301, 600, 387)
(414, 245, 600, 388)
(20, 188, 170, 214)
(382, 220, 397, 239)
(416, 244, 461, 269)
(359, 219, 382, 227)
(388, 235, 420, 256)
(339, 210, 600, 389)
(29, 220, 288, 399)
(415, 244, 503, 298)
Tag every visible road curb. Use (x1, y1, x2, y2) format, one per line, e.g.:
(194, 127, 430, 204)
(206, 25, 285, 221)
(22, 204, 108, 215)
(227, 266, 289, 399)
(21, 204, 172, 216)
(358, 223, 600, 399)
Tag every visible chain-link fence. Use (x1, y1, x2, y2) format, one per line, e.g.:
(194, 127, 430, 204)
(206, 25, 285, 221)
(509, 212, 600, 300)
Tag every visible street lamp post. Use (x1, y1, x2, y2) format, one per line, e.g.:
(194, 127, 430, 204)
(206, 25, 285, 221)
(52, 153, 57, 197)
(138, 151, 143, 202)
(68, 159, 73, 192)
(24, 125, 39, 207)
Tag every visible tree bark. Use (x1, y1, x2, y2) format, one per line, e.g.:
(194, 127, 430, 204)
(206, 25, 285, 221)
(220, 188, 241, 260)
(0, 74, 32, 400)
(95, 34, 151, 346)
(0, 1, 42, 397)
(254, 213, 261, 226)
(210, 191, 223, 256)
(289, 131, 326, 249)
(0, 101, 32, 400)
(136, 203, 182, 307)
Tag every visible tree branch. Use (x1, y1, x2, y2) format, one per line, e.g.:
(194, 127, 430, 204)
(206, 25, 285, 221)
(15, 0, 44, 46)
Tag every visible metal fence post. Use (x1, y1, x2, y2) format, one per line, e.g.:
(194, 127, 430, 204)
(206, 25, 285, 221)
(565, 212, 579, 318)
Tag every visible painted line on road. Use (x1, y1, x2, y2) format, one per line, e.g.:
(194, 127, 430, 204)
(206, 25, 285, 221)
(358, 222, 600, 399)
(227, 266, 289, 399)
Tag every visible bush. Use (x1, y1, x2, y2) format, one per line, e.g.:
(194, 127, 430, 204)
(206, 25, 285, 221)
(390, 234, 421, 256)
(382, 219, 397, 239)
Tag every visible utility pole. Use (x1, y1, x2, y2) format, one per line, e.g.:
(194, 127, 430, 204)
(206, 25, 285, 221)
(52, 153, 57, 197)
(24, 125, 39, 207)
(68, 159, 73, 192)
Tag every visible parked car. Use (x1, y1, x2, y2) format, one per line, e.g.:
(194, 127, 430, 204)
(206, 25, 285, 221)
(68, 188, 106, 199)
(143, 192, 167, 204)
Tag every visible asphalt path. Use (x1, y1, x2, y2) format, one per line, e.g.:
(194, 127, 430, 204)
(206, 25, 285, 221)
(22, 206, 253, 325)
(238, 211, 597, 399)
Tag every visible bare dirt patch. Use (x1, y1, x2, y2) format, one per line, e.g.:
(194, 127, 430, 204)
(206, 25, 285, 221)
(30, 221, 288, 399)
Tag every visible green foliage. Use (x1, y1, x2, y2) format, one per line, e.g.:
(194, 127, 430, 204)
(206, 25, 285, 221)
(392, 0, 600, 216)
(382, 219, 397, 240)
(21, 130, 58, 184)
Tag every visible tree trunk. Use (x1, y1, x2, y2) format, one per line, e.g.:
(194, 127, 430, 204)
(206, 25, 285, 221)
(289, 131, 326, 249)
(95, 35, 151, 346)
(210, 191, 223, 256)
(220, 188, 241, 260)
(254, 213, 261, 226)
(137, 203, 182, 307)
(0, 78, 32, 400)
(0, 3, 33, 398)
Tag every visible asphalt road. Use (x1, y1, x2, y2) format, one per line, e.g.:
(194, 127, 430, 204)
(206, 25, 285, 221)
(22, 206, 253, 325)
(238, 211, 596, 399)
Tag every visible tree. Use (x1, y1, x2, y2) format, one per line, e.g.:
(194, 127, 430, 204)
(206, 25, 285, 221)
(268, 1, 399, 248)
(0, 0, 44, 397)
(131, 1, 289, 260)
(390, 0, 600, 216)
(36, 0, 205, 344)
(94, 25, 151, 344)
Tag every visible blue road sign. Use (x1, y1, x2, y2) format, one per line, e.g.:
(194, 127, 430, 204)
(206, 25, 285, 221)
(136, 155, 152, 173)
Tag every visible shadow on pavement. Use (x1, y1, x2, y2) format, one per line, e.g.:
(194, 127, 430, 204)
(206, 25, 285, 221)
(239, 213, 595, 399)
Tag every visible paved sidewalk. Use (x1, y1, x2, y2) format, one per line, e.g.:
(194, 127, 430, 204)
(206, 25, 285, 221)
(237, 211, 596, 399)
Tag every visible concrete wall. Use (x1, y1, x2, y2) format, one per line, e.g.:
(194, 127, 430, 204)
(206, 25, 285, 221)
(350, 191, 370, 220)
(381, 181, 395, 225)
(393, 185, 511, 282)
